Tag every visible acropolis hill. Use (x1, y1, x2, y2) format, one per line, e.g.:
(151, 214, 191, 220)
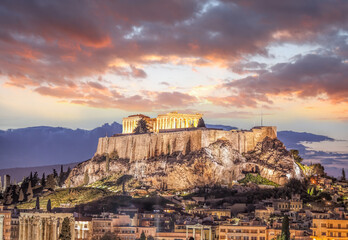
(67, 112, 302, 189)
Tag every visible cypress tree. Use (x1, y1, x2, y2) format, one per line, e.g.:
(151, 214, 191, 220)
(47, 199, 52, 212)
(342, 168, 346, 181)
(35, 196, 40, 210)
(59, 217, 71, 240)
(133, 119, 149, 134)
(140, 232, 146, 240)
(53, 169, 58, 178)
(41, 173, 46, 187)
(197, 118, 206, 128)
(280, 215, 290, 240)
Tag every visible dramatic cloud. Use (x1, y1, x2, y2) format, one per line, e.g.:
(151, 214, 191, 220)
(0, 0, 347, 110)
(219, 53, 348, 106)
(33, 82, 197, 111)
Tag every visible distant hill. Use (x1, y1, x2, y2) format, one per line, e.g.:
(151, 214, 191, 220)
(0, 122, 122, 169)
(277, 130, 334, 153)
(206, 124, 237, 130)
(0, 162, 78, 183)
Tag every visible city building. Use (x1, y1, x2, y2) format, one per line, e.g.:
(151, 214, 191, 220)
(114, 226, 156, 240)
(91, 217, 112, 240)
(219, 222, 267, 240)
(273, 195, 303, 212)
(0, 205, 19, 240)
(190, 209, 231, 220)
(311, 218, 348, 240)
(75, 217, 92, 240)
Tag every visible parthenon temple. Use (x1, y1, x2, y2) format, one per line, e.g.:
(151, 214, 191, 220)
(122, 112, 203, 134)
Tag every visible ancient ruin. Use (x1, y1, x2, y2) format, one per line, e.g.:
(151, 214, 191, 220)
(122, 112, 203, 134)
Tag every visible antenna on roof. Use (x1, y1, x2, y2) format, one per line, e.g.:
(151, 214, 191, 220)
(261, 107, 263, 127)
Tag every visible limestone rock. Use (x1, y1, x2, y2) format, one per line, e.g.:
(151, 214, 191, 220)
(67, 136, 303, 190)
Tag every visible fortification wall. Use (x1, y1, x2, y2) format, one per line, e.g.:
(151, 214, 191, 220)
(95, 126, 277, 162)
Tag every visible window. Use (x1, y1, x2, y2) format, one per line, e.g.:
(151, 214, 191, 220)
(221, 229, 226, 233)
(321, 224, 327, 227)
(321, 232, 326, 236)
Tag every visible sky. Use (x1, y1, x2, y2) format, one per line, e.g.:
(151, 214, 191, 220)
(0, 0, 347, 143)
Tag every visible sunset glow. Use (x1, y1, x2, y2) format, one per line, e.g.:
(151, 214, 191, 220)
(0, 0, 347, 142)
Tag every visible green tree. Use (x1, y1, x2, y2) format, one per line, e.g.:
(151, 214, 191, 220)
(140, 232, 146, 240)
(311, 163, 325, 176)
(133, 119, 149, 134)
(53, 169, 58, 178)
(33, 172, 39, 186)
(342, 168, 346, 181)
(290, 149, 303, 163)
(278, 215, 290, 240)
(197, 118, 206, 128)
(41, 173, 46, 187)
(35, 196, 40, 210)
(47, 199, 52, 212)
(116, 175, 132, 194)
(147, 236, 154, 240)
(59, 217, 71, 240)
(100, 231, 117, 240)
(46, 175, 56, 189)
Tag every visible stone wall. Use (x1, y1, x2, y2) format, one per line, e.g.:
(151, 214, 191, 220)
(95, 126, 277, 161)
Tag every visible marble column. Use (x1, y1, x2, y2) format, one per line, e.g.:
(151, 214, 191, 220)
(28, 219, 32, 240)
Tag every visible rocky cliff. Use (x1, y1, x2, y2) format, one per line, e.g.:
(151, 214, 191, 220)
(95, 126, 277, 161)
(67, 132, 303, 189)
